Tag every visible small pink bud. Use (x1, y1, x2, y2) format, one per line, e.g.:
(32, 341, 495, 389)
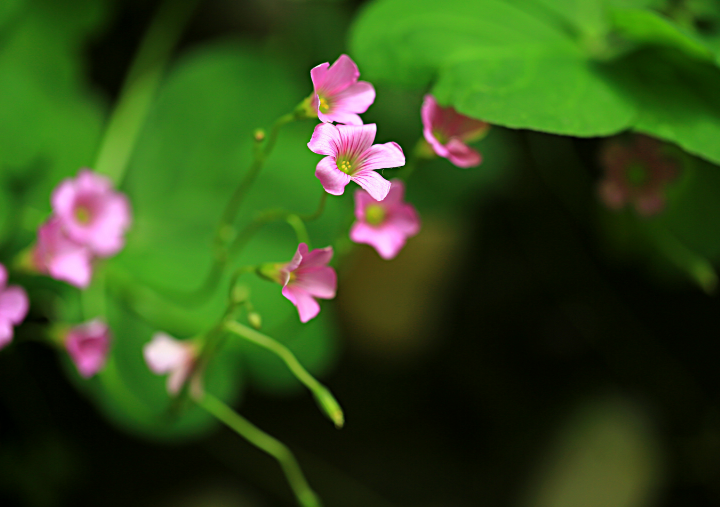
(143, 332, 197, 395)
(0, 263, 29, 350)
(279, 244, 337, 323)
(65, 319, 111, 378)
(350, 179, 421, 260)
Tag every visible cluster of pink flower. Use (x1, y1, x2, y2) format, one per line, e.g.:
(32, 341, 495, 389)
(2, 54, 491, 395)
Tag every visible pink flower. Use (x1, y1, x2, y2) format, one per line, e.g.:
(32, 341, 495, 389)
(0, 263, 29, 350)
(143, 332, 197, 395)
(281, 243, 337, 323)
(308, 123, 405, 201)
(598, 135, 679, 217)
(350, 179, 421, 260)
(311, 54, 375, 125)
(51, 168, 131, 257)
(65, 319, 111, 378)
(421, 94, 490, 168)
(33, 217, 94, 288)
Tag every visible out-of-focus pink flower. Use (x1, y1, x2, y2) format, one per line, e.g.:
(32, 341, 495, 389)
(65, 319, 111, 378)
(143, 332, 197, 395)
(598, 135, 679, 217)
(0, 263, 29, 350)
(51, 168, 131, 257)
(350, 179, 421, 260)
(280, 243, 337, 323)
(310, 54, 375, 125)
(308, 123, 404, 201)
(421, 94, 489, 168)
(33, 217, 94, 289)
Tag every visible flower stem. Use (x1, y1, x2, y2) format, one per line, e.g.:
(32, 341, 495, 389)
(197, 392, 322, 507)
(94, 0, 199, 186)
(286, 214, 310, 246)
(396, 137, 430, 181)
(225, 320, 344, 428)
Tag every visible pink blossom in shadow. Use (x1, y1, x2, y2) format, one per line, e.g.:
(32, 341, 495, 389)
(0, 263, 29, 350)
(144, 332, 197, 395)
(311, 54, 375, 125)
(65, 319, 111, 378)
(350, 179, 421, 260)
(280, 243, 337, 323)
(33, 217, 94, 288)
(308, 123, 405, 201)
(421, 94, 490, 168)
(598, 135, 680, 217)
(52, 168, 132, 257)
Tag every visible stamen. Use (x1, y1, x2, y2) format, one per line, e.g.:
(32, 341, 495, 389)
(365, 204, 386, 226)
(75, 206, 91, 224)
(339, 160, 353, 174)
(319, 97, 330, 113)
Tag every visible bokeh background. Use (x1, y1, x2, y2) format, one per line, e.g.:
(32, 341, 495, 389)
(2, 0, 720, 506)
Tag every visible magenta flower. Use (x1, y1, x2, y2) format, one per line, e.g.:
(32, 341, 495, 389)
(33, 217, 94, 288)
(51, 168, 131, 257)
(280, 243, 337, 323)
(421, 94, 490, 168)
(308, 123, 405, 201)
(0, 263, 29, 350)
(310, 54, 375, 125)
(65, 319, 111, 378)
(143, 332, 197, 395)
(598, 135, 679, 217)
(350, 179, 421, 260)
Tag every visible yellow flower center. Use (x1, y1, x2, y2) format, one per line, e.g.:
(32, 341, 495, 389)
(75, 206, 91, 224)
(338, 159, 353, 174)
(319, 97, 330, 113)
(365, 204, 386, 226)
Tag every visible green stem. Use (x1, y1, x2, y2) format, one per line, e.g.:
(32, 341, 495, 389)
(286, 214, 310, 246)
(299, 192, 328, 222)
(225, 320, 344, 428)
(93, 0, 199, 185)
(197, 392, 322, 507)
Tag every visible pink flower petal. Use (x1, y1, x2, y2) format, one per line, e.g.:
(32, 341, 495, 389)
(0, 286, 29, 325)
(353, 188, 378, 220)
(282, 285, 321, 323)
(350, 222, 406, 260)
(144, 333, 188, 374)
(332, 81, 375, 116)
(358, 141, 405, 173)
(445, 138, 482, 168)
(294, 266, 337, 299)
(317, 54, 359, 95)
(48, 248, 93, 289)
(319, 110, 363, 126)
(308, 123, 341, 157)
(352, 169, 392, 201)
(310, 62, 330, 92)
(65, 319, 111, 378)
(89, 195, 132, 257)
(297, 245, 333, 269)
(0, 264, 7, 288)
(387, 203, 421, 236)
(336, 124, 376, 160)
(0, 321, 13, 349)
(315, 156, 351, 196)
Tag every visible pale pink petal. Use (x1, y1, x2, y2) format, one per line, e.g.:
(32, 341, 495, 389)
(0, 321, 13, 349)
(297, 245, 333, 269)
(315, 156, 351, 196)
(282, 285, 321, 323)
(318, 54, 359, 95)
(332, 81, 375, 116)
(283, 244, 306, 277)
(358, 142, 405, 173)
(48, 249, 93, 289)
(336, 124, 376, 159)
(65, 320, 111, 378)
(89, 195, 132, 256)
(0, 264, 7, 288)
(319, 110, 363, 126)
(635, 193, 666, 217)
(294, 266, 337, 299)
(381, 179, 406, 207)
(143, 333, 188, 374)
(353, 188, 378, 220)
(424, 129, 450, 159)
(350, 222, 406, 260)
(0, 286, 29, 325)
(308, 123, 341, 157)
(310, 62, 330, 92)
(352, 169, 392, 201)
(167, 362, 193, 395)
(388, 203, 421, 237)
(445, 138, 482, 168)
(50, 179, 76, 218)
